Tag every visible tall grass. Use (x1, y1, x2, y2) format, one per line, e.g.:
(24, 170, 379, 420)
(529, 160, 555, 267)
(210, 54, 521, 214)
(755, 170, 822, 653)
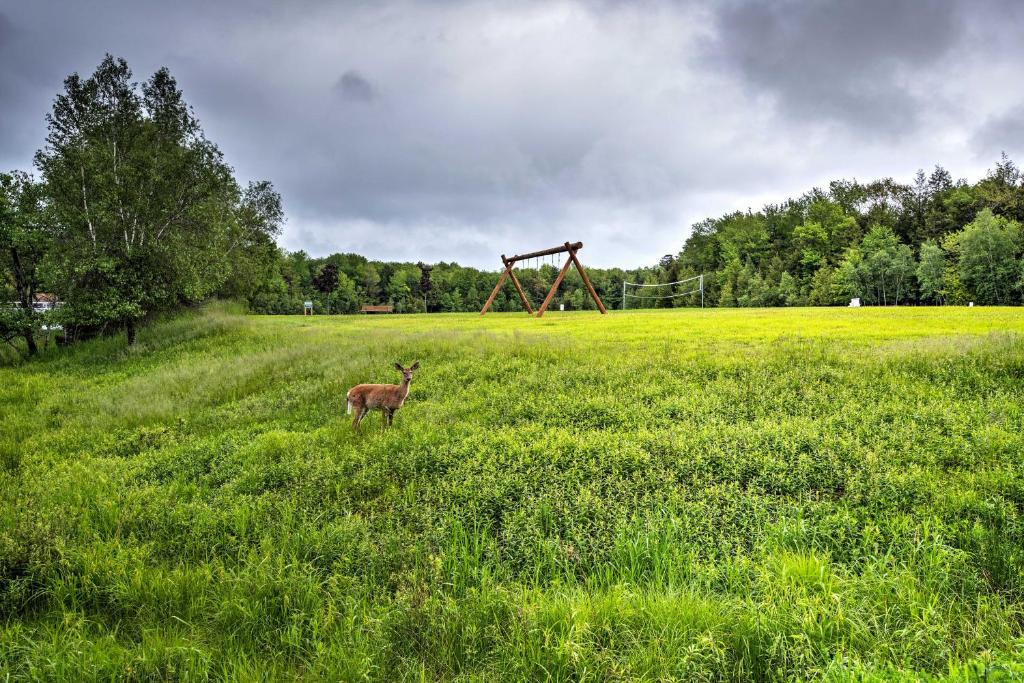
(2, 305, 1024, 680)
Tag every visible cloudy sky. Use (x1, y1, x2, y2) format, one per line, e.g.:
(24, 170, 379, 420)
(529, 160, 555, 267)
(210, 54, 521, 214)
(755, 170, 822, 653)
(1, 0, 1022, 268)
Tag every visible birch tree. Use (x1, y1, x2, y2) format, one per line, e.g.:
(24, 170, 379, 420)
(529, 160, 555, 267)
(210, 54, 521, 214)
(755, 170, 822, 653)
(36, 56, 241, 343)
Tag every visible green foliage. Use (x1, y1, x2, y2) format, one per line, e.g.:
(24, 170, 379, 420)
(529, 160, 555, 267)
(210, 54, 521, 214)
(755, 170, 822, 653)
(3, 306, 1024, 678)
(833, 247, 867, 302)
(777, 271, 801, 306)
(328, 271, 359, 314)
(676, 158, 1024, 307)
(0, 171, 50, 355)
(808, 265, 837, 305)
(796, 197, 861, 272)
(975, 153, 1024, 224)
(217, 181, 285, 303)
(942, 266, 970, 306)
(834, 226, 917, 306)
(945, 209, 1022, 305)
(386, 266, 418, 312)
(0, 306, 35, 359)
(33, 56, 280, 342)
(253, 254, 645, 315)
(861, 225, 916, 305)
(716, 211, 770, 264)
(917, 241, 946, 304)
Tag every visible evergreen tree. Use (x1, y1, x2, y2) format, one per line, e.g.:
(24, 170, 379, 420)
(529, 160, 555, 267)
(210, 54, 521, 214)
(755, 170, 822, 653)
(417, 262, 433, 311)
(313, 263, 340, 313)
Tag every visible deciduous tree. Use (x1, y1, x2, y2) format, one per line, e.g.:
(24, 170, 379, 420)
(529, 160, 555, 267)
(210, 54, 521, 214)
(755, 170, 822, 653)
(917, 241, 946, 304)
(0, 172, 50, 354)
(36, 56, 240, 343)
(945, 209, 1021, 305)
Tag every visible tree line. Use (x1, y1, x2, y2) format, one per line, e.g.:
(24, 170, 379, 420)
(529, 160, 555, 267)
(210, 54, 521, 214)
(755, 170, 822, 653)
(247, 158, 1024, 314)
(668, 159, 1024, 307)
(245, 250, 660, 315)
(4, 56, 1024, 358)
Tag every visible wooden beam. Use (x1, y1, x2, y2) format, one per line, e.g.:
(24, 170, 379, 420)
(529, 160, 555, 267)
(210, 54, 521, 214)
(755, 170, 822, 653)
(503, 257, 535, 314)
(480, 267, 509, 315)
(567, 247, 608, 314)
(536, 245, 574, 317)
(481, 241, 605, 318)
(506, 242, 583, 264)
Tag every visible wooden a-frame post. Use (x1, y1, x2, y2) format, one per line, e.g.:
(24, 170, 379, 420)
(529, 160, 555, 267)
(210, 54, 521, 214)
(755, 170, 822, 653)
(480, 241, 607, 316)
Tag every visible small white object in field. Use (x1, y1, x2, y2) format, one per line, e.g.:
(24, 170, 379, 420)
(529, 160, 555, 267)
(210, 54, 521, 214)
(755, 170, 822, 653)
(969, 302, 974, 307)
(849, 298, 861, 307)
(559, 304, 565, 311)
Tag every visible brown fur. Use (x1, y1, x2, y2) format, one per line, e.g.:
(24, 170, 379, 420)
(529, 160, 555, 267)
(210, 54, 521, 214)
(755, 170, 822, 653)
(346, 362, 420, 431)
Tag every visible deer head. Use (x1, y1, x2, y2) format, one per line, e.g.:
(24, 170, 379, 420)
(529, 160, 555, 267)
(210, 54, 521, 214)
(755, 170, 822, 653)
(394, 361, 420, 383)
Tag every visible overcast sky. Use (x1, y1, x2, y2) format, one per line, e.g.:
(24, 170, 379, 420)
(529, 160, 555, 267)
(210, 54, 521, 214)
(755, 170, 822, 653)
(2, 0, 1022, 268)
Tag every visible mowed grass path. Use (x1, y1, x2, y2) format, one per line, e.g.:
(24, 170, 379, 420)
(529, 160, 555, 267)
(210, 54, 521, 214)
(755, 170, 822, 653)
(2, 306, 1024, 681)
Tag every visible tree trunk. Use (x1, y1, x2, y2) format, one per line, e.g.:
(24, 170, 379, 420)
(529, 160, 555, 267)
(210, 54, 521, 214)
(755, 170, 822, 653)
(12, 252, 37, 356)
(126, 319, 137, 345)
(24, 327, 37, 356)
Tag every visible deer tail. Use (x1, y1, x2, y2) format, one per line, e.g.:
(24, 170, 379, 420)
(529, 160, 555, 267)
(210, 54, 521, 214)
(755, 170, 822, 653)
(346, 398, 352, 415)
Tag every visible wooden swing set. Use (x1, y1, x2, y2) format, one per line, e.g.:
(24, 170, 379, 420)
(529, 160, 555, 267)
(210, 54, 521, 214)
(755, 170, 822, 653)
(480, 241, 608, 317)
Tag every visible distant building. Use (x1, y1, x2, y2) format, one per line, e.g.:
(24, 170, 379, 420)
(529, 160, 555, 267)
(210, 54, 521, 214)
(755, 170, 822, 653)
(6, 293, 60, 311)
(32, 293, 60, 312)
(3, 293, 63, 330)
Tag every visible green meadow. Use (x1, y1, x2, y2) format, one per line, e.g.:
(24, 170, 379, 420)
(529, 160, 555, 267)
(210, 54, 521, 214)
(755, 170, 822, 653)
(2, 305, 1024, 681)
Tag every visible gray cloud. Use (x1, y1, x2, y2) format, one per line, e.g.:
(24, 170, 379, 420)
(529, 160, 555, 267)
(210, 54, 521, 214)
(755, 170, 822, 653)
(0, 11, 12, 49)
(702, 0, 961, 136)
(972, 106, 1024, 160)
(335, 70, 376, 103)
(0, 1, 1022, 268)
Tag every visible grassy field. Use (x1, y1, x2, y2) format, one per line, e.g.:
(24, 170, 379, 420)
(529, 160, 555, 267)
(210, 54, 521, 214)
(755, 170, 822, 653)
(2, 305, 1024, 681)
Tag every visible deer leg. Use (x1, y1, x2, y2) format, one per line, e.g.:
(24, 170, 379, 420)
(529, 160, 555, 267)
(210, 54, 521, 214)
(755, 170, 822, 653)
(387, 409, 395, 427)
(352, 405, 367, 431)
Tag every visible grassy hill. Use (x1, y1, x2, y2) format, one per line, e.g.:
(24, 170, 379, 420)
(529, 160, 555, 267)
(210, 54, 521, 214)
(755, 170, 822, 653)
(3, 305, 1024, 680)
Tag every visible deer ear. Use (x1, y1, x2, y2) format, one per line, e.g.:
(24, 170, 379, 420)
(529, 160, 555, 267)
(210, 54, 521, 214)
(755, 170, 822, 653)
(394, 362, 404, 372)
(411, 361, 420, 370)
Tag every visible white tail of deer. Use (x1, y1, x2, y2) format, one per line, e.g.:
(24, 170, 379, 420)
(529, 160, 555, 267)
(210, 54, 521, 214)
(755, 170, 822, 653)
(346, 362, 420, 431)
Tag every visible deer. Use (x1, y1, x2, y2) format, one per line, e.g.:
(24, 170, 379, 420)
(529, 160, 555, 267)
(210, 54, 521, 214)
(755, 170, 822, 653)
(346, 362, 420, 431)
